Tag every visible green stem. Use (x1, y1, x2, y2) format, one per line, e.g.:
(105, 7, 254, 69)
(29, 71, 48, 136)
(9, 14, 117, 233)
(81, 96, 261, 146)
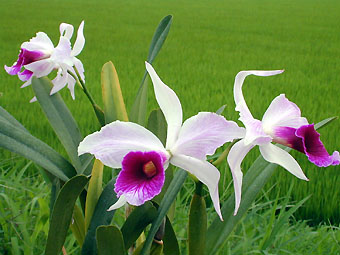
(68, 70, 105, 126)
(212, 140, 237, 166)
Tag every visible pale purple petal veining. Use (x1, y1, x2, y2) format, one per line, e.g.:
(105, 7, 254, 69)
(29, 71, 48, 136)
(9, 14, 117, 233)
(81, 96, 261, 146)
(262, 94, 308, 133)
(78, 121, 167, 168)
(172, 112, 245, 160)
(115, 151, 167, 206)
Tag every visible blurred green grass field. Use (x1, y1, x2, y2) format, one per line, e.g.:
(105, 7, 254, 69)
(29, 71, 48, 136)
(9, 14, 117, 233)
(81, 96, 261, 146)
(0, 0, 339, 223)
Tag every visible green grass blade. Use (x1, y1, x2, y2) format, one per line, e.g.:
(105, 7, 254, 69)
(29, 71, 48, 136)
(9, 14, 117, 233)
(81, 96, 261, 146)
(96, 226, 126, 255)
(32, 76, 91, 173)
(45, 175, 89, 255)
(0, 119, 76, 181)
(101, 61, 129, 123)
(121, 201, 157, 250)
(130, 15, 173, 126)
(81, 178, 118, 255)
(140, 169, 187, 255)
(262, 195, 311, 250)
(205, 117, 333, 254)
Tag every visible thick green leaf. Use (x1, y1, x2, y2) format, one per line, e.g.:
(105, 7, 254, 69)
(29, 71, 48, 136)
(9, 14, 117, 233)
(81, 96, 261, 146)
(70, 204, 86, 246)
(147, 109, 167, 146)
(0, 119, 76, 181)
(45, 175, 89, 255)
(141, 169, 187, 255)
(205, 117, 336, 254)
(81, 178, 118, 255)
(101, 61, 129, 123)
(121, 202, 157, 250)
(0, 106, 28, 132)
(32, 76, 92, 173)
(130, 15, 173, 126)
(96, 226, 126, 255)
(163, 217, 180, 255)
(147, 15, 173, 63)
(188, 193, 207, 255)
(85, 159, 104, 232)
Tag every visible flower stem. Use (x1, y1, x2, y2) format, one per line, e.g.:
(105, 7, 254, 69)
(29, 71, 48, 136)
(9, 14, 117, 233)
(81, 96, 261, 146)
(68, 70, 105, 126)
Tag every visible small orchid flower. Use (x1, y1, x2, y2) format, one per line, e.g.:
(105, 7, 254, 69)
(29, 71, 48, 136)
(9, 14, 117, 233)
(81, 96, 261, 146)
(228, 70, 340, 215)
(78, 62, 245, 220)
(5, 21, 85, 101)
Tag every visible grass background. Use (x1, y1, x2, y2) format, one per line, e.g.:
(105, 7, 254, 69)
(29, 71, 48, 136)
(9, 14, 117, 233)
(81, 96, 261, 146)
(0, 0, 339, 226)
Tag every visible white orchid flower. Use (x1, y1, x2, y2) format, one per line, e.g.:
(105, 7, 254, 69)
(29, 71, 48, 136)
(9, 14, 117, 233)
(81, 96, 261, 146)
(5, 21, 85, 101)
(228, 70, 340, 215)
(78, 62, 245, 220)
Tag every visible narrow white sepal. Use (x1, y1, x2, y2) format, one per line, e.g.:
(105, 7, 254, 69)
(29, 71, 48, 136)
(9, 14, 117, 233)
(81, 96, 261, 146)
(107, 195, 127, 211)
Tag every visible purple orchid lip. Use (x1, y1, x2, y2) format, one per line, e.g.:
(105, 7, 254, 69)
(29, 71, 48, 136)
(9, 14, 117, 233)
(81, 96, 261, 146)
(273, 124, 340, 167)
(5, 48, 46, 80)
(114, 151, 167, 206)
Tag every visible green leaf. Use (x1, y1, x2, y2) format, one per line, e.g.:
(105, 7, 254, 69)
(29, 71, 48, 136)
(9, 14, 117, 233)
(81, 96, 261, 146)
(314, 116, 337, 130)
(147, 15, 173, 64)
(205, 117, 335, 254)
(147, 109, 167, 146)
(121, 202, 157, 250)
(163, 217, 180, 255)
(0, 118, 76, 182)
(188, 193, 207, 255)
(32, 76, 92, 173)
(81, 178, 118, 255)
(45, 175, 89, 255)
(85, 159, 104, 232)
(70, 204, 86, 246)
(0, 106, 28, 132)
(101, 61, 129, 123)
(96, 226, 126, 255)
(130, 15, 173, 126)
(141, 169, 187, 255)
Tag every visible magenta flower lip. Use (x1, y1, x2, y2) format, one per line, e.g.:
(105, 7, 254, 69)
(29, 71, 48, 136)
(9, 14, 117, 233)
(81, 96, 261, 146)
(114, 151, 167, 206)
(274, 124, 340, 167)
(5, 48, 45, 80)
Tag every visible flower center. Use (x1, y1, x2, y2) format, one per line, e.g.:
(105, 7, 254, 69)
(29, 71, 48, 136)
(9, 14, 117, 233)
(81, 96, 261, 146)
(142, 161, 157, 178)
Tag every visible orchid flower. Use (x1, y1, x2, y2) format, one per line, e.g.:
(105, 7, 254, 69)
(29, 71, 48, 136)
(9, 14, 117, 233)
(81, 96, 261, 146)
(78, 62, 245, 220)
(5, 21, 85, 101)
(228, 70, 340, 215)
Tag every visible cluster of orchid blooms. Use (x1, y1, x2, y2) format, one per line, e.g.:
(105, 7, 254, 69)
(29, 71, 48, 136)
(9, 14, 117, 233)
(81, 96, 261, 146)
(5, 21, 339, 220)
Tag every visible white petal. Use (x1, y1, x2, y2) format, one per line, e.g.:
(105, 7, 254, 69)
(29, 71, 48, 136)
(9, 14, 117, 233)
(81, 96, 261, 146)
(72, 57, 85, 81)
(20, 78, 32, 88)
(145, 62, 183, 150)
(172, 112, 245, 160)
(50, 68, 67, 95)
(262, 94, 308, 134)
(259, 143, 309, 180)
(67, 74, 76, 100)
(227, 139, 254, 215)
(72, 21, 85, 57)
(234, 70, 284, 125)
(24, 59, 55, 77)
(107, 195, 127, 211)
(29, 96, 37, 103)
(170, 154, 223, 221)
(78, 121, 167, 168)
(59, 23, 74, 40)
(21, 32, 54, 52)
